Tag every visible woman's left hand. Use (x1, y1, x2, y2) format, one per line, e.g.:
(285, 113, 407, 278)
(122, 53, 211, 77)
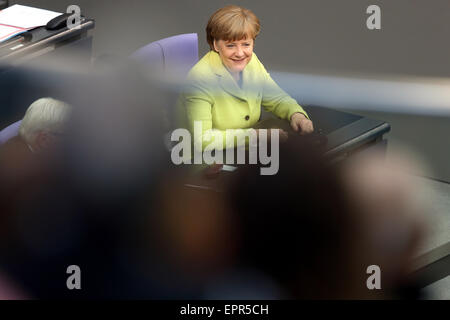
(290, 112, 314, 135)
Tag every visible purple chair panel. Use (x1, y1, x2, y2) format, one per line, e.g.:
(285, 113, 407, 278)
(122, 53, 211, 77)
(131, 33, 198, 78)
(0, 120, 21, 145)
(130, 42, 165, 73)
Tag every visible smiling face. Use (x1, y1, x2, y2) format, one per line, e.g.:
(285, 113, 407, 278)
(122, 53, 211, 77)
(213, 38, 254, 74)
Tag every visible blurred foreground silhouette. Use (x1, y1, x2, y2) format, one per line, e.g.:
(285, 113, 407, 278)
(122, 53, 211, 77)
(0, 57, 428, 299)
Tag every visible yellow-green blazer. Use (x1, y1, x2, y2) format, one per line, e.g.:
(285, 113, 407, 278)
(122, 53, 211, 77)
(178, 50, 308, 150)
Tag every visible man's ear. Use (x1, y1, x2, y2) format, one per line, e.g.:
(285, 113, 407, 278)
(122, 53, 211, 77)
(34, 131, 54, 150)
(213, 39, 219, 52)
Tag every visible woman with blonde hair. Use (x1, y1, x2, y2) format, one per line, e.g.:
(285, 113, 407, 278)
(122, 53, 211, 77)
(179, 5, 313, 153)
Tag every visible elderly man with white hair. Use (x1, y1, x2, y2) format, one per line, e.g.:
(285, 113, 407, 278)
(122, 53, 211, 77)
(0, 97, 71, 184)
(18, 97, 71, 152)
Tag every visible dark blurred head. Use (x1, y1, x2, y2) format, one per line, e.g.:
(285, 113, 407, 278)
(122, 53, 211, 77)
(228, 135, 424, 299)
(0, 58, 193, 299)
(227, 136, 355, 298)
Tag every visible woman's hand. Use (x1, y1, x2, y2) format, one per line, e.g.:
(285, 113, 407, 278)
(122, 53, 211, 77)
(290, 112, 314, 135)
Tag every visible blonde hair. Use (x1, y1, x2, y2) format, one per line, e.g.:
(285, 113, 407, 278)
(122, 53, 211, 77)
(19, 97, 71, 144)
(206, 5, 260, 51)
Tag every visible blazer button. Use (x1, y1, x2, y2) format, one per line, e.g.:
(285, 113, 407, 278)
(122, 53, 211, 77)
(245, 115, 250, 121)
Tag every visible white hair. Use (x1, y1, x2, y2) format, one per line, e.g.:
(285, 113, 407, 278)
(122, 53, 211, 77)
(19, 97, 71, 144)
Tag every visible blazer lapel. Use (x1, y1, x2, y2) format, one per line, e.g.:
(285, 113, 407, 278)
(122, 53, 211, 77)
(241, 55, 262, 115)
(209, 51, 247, 101)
